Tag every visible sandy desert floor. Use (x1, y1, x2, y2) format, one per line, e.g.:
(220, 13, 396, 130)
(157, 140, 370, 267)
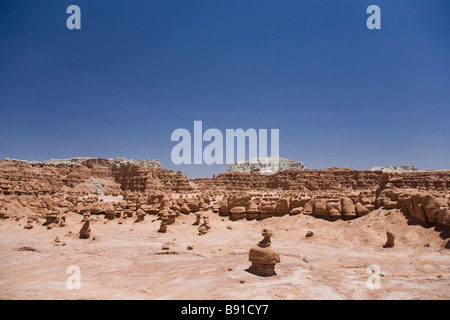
(0, 208, 449, 300)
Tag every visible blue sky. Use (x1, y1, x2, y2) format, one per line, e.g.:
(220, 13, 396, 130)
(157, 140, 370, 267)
(0, 0, 449, 178)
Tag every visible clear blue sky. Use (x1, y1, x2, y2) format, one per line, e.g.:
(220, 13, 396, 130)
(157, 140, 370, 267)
(0, 0, 449, 178)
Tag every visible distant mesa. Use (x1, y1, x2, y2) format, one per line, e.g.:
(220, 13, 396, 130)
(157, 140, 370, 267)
(3, 157, 162, 169)
(228, 157, 307, 173)
(370, 165, 420, 172)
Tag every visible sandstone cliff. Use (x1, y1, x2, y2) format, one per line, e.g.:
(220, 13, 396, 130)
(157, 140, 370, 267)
(193, 169, 450, 193)
(0, 158, 193, 195)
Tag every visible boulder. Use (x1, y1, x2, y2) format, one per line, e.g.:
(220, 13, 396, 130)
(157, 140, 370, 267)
(89, 202, 104, 214)
(275, 197, 290, 216)
(259, 202, 276, 219)
(58, 200, 72, 208)
(359, 196, 375, 206)
(135, 208, 146, 222)
(245, 200, 259, 220)
(180, 204, 191, 215)
(326, 201, 341, 220)
(104, 203, 116, 219)
(290, 198, 310, 210)
(384, 230, 395, 248)
(230, 206, 246, 220)
(246, 200, 259, 214)
(355, 202, 370, 216)
(185, 198, 199, 212)
(229, 194, 251, 210)
(341, 197, 357, 219)
(314, 199, 328, 217)
(212, 202, 221, 213)
(422, 195, 448, 224)
(117, 200, 127, 209)
(290, 207, 303, 215)
(219, 196, 230, 216)
(305, 230, 314, 238)
(303, 200, 314, 215)
(79, 221, 91, 239)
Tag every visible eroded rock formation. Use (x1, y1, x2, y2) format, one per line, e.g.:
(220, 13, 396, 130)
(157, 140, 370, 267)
(248, 229, 280, 277)
(0, 157, 193, 195)
(192, 169, 450, 193)
(0, 157, 449, 232)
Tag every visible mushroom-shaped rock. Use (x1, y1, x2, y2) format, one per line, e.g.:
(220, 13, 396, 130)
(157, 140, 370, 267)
(79, 220, 91, 239)
(197, 215, 211, 235)
(202, 215, 211, 230)
(167, 210, 177, 224)
(384, 230, 395, 248)
(193, 212, 202, 225)
(246, 200, 259, 220)
(135, 208, 146, 222)
(104, 203, 116, 220)
(159, 197, 172, 210)
(82, 211, 91, 222)
(230, 206, 246, 220)
(158, 211, 169, 233)
(248, 229, 280, 277)
(198, 225, 208, 235)
(43, 211, 59, 226)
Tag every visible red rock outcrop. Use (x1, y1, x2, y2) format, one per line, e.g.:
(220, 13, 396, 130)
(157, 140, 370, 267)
(0, 158, 193, 195)
(112, 164, 192, 193)
(1, 157, 449, 229)
(248, 229, 280, 277)
(193, 169, 450, 193)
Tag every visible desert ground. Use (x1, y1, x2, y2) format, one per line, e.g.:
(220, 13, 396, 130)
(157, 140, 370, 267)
(1, 205, 449, 300)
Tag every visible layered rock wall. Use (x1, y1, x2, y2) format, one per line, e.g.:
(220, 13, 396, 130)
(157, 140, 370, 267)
(193, 169, 450, 193)
(112, 164, 192, 193)
(0, 158, 193, 195)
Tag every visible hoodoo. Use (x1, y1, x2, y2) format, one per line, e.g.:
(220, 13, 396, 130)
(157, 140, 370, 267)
(248, 229, 280, 277)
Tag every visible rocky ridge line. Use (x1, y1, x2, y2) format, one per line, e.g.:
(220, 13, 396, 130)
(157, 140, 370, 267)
(3, 157, 162, 169)
(228, 157, 306, 173)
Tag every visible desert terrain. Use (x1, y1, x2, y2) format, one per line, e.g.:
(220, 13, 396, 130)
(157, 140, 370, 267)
(0, 158, 449, 300)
